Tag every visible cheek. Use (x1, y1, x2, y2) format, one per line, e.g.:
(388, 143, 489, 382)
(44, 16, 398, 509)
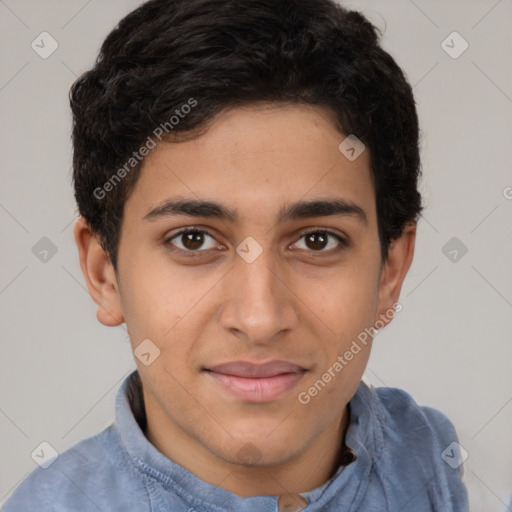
(296, 261, 380, 338)
(118, 254, 197, 337)
(119, 268, 214, 377)
(291, 257, 379, 395)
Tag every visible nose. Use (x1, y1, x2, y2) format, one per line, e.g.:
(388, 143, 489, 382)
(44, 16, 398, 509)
(217, 245, 298, 345)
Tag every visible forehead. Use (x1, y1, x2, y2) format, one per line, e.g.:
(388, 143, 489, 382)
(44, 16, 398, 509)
(124, 103, 375, 224)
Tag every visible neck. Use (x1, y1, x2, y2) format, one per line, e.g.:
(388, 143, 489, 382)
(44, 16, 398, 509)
(143, 399, 349, 497)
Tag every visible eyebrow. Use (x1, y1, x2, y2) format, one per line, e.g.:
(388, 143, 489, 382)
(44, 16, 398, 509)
(143, 197, 367, 225)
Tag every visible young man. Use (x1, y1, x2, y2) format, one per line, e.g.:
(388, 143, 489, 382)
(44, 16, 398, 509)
(4, 0, 469, 510)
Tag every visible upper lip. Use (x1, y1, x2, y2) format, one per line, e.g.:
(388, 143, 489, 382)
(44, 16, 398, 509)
(205, 360, 307, 378)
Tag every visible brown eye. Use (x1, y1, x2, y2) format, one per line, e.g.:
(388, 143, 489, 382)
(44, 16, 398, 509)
(294, 230, 347, 252)
(305, 232, 329, 251)
(166, 229, 218, 252)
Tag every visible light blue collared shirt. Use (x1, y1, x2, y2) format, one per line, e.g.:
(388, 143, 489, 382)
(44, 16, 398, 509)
(3, 370, 469, 511)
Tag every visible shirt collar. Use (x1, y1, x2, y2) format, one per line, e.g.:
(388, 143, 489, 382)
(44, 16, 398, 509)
(114, 370, 381, 511)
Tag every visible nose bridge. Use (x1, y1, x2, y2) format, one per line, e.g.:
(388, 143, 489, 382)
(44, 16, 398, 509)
(236, 242, 282, 311)
(220, 242, 296, 342)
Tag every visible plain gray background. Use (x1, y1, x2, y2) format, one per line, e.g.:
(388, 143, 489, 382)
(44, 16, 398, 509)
(1, 0, 511, 510)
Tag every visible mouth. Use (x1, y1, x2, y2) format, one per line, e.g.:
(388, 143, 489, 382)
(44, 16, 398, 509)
(203, 360, 308, 402)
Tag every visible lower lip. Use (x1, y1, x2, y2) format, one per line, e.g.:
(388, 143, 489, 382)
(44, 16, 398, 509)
(206, 371, 305, 402)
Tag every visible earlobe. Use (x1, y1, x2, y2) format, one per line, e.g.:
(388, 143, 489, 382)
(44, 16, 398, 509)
(73, 217, 125, 327)
(375, 222, 416, 327)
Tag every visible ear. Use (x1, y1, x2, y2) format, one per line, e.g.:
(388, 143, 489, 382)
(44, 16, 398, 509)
(375, 221, 416, 327)
(73, 217, 124, 327)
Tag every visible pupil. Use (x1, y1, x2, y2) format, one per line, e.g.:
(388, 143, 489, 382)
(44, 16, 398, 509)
(184, 231, 204, 250)
(306, 232, 327, 250)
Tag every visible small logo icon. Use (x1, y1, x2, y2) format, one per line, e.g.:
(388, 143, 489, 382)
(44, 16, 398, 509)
(236, 442, 263, 464)
(441, 442, 469, 469)
(133, 338, 161, 366)
(236, 236, 263, 263)
(441, 236, 468, 263)
(441, 31, 468, 59)
(31, 32, 59, 59)
(32, 237, 58, 263)
(338, 134, 365, 161)
(31, 441, 58, 469)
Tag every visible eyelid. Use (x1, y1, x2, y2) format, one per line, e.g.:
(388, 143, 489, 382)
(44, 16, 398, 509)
(163, 225, 349, 255)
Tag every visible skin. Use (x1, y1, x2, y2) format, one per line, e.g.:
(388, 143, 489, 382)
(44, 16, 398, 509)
(74, 103, 416, 498)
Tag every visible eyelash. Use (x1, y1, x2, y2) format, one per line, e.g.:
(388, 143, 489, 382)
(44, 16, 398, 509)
(163, 226, 349, 257)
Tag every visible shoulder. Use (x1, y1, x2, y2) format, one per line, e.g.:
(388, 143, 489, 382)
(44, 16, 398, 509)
(362, 384, 469, 510)
(2, 425, 145, 512)
(370, 385, 461, 456)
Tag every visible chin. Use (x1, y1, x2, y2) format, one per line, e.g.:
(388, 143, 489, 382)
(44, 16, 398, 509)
(211, 435, 301, 468)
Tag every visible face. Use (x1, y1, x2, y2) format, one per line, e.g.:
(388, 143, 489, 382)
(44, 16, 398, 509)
(81, 103, 412, 470)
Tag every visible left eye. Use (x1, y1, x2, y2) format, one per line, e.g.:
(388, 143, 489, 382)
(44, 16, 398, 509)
(293, 230, 346, 252)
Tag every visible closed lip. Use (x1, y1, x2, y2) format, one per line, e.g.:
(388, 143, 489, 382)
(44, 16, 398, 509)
(204, 360, 308, 378)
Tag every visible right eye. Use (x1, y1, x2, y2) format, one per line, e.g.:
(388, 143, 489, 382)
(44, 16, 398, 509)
(164, 228, 221, 254)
